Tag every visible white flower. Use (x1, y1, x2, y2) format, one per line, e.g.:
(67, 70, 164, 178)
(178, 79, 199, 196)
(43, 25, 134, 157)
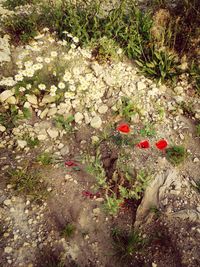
(38, 84, 46, 90)
(67, 33, 73, 38)
(15, 74, 23, 81)
(24, 61, 33, 68)
(0, 77, 16, 87)
(50, 85, 57, 93)
(51, 51, 58, 57)
(36, 57, 43, 62)
(42, 27, 49, 32)
(63, 31, 68, 34)
(64, 92, 75, 99)
(69, 84, 76, 91)
(58, 82, 65, 89)
(25, 69, 34, 77)
(73, 37, 79, 43)
(63, 71, 72, 82)
(26, 84, 32, 89)
(44, 57, 51, 63)
(117, 48, 123, 55)
(70, 44, 76, 49)
(32, 63, 43, 71)
(19, 87, 26, 92)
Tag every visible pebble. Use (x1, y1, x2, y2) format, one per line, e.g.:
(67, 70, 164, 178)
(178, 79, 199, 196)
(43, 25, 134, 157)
(137, 81, 146, 90)
(26, 94, 38, 105)
(47, 128, 59, 139)
(4, 247, 13, 254)
(74, 112, 84, 124)
(98, 104, 108, 114)
(90, 116, 102, 129)
(0, 125, 6, 132)
(17, 140, 27, 149)
(0, 90, 14, 102)
(193, 158, 199, 163)
(4, 199, 12, 206)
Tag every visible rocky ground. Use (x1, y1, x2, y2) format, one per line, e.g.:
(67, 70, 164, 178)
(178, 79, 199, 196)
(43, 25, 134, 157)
(0, 2, 200, 267)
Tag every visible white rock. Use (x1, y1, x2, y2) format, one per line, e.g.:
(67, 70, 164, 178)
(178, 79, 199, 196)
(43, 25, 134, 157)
(74, 112, 84, 124)
(0, 90, 14, 102)
(17, 140, 27, 149)
(6, 96, 16, 104)
(4, 199, 12, 206)
(0, 125, 6, 132)
(41, 95, 56, 104)
(40, 108, 48, 119)
(174, 86, 184, 94)
(24, 102, 31, 108)
(38, 134, 47, 141)
(98, 105, 108, 114)
(4, 247, 12, 254)
(47, 107, 57, 116)
(193, 158, 199, 163)
(137, 81, 146, 90)
(90, 116, 102, 129)
(60, 146, 70, 156)
(47, 128, 59, 139)
(26, 94, 38, 105)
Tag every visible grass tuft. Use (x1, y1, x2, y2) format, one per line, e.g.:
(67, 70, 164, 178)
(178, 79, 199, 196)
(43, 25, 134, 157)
(166, 145, 186, 165)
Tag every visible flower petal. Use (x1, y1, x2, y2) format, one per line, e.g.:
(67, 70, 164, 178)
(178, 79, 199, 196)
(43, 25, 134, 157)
(155, 139, 168, 150)
(117, 123, 130, 133)
(137, 140, 150, 149)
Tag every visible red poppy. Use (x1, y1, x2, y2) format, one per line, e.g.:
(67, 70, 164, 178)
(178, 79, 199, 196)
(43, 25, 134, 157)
(137, 140, 150, 149)
(65, 160, 78, 167)
(155, 139, 168, 150)
(117, 123, 130, 133)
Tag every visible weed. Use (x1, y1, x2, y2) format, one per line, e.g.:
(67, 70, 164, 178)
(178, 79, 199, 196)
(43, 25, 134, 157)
(85, 150, 107, 189)
(36, 152, 53, 165)
(140, 124, 156, 137)
(104, 194, 123, 216)
(112, 228, 147, 261)
(196, 124, 200, 137)
(54, 114, 74, 133)
(0, 106, 29, 129)
(166, 145, 186, 165)
(3, 12, 38, 43)
(3, 0, 35, 9)
(22, 134, 40, 148)
(149, 206, 161, 218)
(61, 223, 76, 239)
(7, 165, 48, 201)
(118, 97, 138, 122)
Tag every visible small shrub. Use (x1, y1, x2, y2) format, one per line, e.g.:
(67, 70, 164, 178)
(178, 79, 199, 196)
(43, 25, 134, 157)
(104, 195, 123, 216)
(61, 223, 76, 239)
(112, 228, 147, 261)
(23, 134, 40, 148)
(140, 124, 156, 137)
(37, 152, 53, 165)
(166, 145, 186, 165)
(7, 166, 48, 201)
(54, 114, 74, 133)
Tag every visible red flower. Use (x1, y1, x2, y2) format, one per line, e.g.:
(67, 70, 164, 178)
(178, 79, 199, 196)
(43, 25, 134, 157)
(65, 160, 78, 167)
(137, 140, 150, 149)
(117, 123, 130, 133)
(155, 139, 168, 150)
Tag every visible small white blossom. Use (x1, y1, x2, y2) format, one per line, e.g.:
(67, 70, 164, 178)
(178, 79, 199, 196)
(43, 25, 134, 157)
(51, 51, 58, 57)
(58, 82, 65, 89)
(44, 57, 51, 63)
(50, 85, 57, 92)
(26, 84, 32, 89)
(15, 74, 23, 81)
(70, 44, 76, 49)
(36, 57, 43, 62)
(73, 37, 79, 43)
(38, 84, 46, 90)
(19, 87, 26, 92)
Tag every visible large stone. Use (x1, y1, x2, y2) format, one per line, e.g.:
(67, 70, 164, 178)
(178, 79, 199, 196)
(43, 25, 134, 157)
(74, 112, 84, 124)
(41, 95, 56, 104)
(47, 128, 59, 139)
(90, 116, 102, 129)
(26, 94, 38, 105)
(98, 104, 108, 114)
(17, 140, 27, 149)
(137, 81, 146, 91)
(40, 108, 48, 119)
(0, 125, 6, 132)
(0, 90, 14, 102)
(6, 96, 16, 104)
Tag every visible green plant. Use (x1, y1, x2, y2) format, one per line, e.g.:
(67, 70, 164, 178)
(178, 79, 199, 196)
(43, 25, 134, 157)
(7, 165, 48, 201)
(54, 114, 74, 133)
(118, 97, 138, 122)
(118, 170, 152, 200)
(23, 134, 40, 148)
(136, 47, 178, 82)
(166, 145, 186, 165)
(85, 150, 107, 189)
(196, 124, 200, 137)
(112, 228, 147, 261)
(3, 0, 35, 9)
(104, 194, 123, 216)
(61, 223, 76, 239)
(3, 12, 38, 43)
(36, 152, 53, 165)
(140, 124, 156, 137)
(0, 105, 29, 129)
